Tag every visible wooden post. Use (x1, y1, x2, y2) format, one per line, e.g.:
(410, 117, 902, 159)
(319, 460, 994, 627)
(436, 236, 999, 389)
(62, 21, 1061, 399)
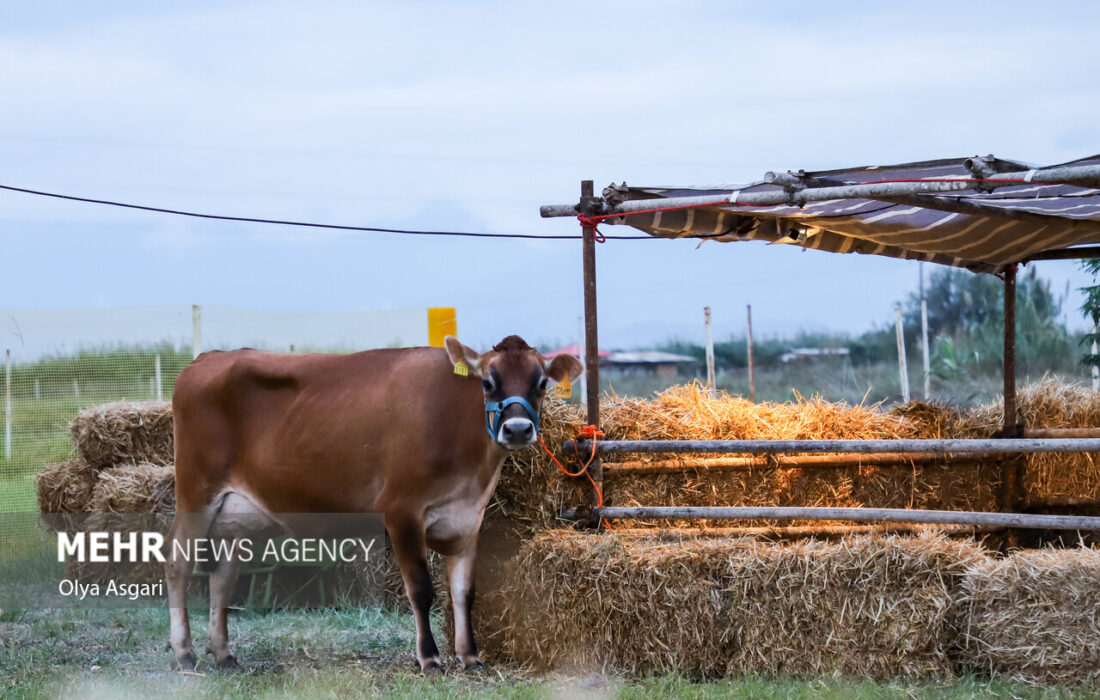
(33, 378, 39, 400)
(72, 378, 79, 398)
(154, 353, 163, 401)
(704, 307, 716, 398)
(746, 304, 755, 403)
(192, 304, 203, 360)
(580, 180, 602, 497)
(895, 307, 910, 402)
(4, 350, 11, 461)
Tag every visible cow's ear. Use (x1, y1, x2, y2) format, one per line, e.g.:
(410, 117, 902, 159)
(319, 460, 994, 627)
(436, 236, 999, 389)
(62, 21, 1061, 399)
(545, 353, 584, 385)
(444, 336, 483, 378)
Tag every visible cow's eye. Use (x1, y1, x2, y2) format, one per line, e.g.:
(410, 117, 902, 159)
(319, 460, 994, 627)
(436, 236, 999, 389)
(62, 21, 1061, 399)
(482, 379, 494, 392)
(538, 377, 550, 392)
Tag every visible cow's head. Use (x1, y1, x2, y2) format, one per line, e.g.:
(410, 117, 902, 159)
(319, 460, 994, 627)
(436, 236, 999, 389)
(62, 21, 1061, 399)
(445, 334, 584, 449)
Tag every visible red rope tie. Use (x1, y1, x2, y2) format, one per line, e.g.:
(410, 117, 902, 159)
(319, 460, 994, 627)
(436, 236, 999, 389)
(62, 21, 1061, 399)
(576, 214, 606, 242)
(536, 425, 612, 530)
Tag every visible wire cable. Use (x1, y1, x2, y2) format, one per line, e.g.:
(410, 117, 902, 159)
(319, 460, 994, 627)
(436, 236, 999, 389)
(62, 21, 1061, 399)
(0, 183, 656, 240)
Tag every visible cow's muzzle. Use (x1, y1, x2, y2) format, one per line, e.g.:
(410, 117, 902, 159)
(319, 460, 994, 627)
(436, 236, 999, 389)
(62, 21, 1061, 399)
(485, 396, 540, 448)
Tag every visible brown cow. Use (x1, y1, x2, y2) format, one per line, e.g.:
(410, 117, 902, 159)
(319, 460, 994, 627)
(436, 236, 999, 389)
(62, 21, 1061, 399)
(165, 335, 582, 673)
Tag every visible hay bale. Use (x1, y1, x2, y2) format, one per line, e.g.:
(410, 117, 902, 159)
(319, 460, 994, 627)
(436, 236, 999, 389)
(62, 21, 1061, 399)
(35, 459, 98, 514)
(496, 387, 1003, 532)
(956, 547, 1100, 684)
(88, 463, 175, 515)
(67, 463, 176, 585)
(480, 530, 985, 679)
(70, 401, 173, 470)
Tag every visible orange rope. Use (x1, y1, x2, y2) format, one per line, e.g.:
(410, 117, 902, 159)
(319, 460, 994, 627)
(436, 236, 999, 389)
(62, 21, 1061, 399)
(536, 426, 612, 530)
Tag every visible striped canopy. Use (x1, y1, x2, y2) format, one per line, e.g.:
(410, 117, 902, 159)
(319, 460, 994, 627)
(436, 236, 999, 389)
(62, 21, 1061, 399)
(606, 154, 1100, 273)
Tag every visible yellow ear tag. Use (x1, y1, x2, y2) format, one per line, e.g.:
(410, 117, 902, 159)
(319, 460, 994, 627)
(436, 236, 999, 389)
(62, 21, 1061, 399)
(453, 361, 469, 377)
(554, 379, 572, 398)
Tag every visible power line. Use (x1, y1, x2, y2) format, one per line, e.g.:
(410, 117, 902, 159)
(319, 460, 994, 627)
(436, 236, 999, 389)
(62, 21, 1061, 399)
(0, 183, 654, 240)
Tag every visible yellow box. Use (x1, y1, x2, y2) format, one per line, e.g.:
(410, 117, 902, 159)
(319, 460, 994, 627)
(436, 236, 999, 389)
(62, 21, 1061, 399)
(428, 307, 457, 348)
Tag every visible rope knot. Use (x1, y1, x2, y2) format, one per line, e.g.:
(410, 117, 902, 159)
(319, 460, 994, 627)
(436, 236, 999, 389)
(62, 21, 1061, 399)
(576, 214, 607, 243)
(576, 425, 605, 440)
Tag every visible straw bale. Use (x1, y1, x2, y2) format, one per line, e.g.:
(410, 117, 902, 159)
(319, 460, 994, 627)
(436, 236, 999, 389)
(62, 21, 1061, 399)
(70, 401, 173, 470)
(1013, 379, 1100, 500)
(956, 547, 1100, 684)
(515, 386, 1003, 530)
(480, 530, 985, 679)
(67, 464, 177, 585)
(35, 459, 98, 515)
(87, 463, 176, 515)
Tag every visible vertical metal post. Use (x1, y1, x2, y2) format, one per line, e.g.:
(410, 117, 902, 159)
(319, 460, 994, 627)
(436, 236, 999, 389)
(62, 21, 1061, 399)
(580, 180, 602, 496)
(4, 350, 11, 461)
(1000, 265, 1023, 541)
(1003, 266, 1017, 434)
(704, 307, 716, 398)
(920, 262, 931, 400)
(746, 304, 755, 403)
(895, 307, 910, 403)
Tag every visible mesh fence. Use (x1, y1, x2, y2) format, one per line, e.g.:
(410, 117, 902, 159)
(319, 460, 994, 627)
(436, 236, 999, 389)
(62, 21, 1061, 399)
(1, 305, 435, 518)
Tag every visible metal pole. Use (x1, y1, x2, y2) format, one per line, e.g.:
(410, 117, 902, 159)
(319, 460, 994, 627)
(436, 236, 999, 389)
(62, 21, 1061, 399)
(559, 505, 1100, 532)
(1001, 265, 1023, 534)
(155, 352, 162, 402)
(1003, 266, 1017, 434)
(580, 180, 602, 496)
(895, 307, 910, 403)
(704, 307, 716, 398)
(563, 437, 1100, 455)
(192, 304, 203, 360)
(920, 262, 931, 400)
(746, 304, 755, 403)
(4, 350, 11, 461)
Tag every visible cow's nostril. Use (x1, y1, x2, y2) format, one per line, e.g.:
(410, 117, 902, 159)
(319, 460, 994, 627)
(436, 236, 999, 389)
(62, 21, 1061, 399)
(501, 419, 535, 442)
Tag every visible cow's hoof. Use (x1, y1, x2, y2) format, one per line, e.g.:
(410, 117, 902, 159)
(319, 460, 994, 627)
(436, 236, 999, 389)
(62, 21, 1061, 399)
(214, 654, 240, 672)
(463, 660, 489, 674)
(421, 660, 445, 677)
(171, 651, 197, 672)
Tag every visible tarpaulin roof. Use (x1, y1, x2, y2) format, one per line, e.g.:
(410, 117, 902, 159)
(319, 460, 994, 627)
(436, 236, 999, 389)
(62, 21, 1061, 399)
(602, 154, 1100, 273)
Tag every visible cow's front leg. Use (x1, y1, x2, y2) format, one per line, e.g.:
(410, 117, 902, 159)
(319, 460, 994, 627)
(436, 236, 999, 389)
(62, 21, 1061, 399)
(446, 536, 486, 672)
(387, 515, 443, 674)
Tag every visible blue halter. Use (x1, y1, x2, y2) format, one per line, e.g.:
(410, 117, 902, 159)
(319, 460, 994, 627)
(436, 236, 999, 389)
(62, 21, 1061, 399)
(484, 396, 541, 442)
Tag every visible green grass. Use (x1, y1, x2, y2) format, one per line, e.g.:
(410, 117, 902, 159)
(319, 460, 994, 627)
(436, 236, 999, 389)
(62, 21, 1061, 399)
(1, 604, 1095, 699)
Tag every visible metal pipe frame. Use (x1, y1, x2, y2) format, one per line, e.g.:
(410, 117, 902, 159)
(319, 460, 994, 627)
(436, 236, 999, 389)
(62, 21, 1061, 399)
(563, 437, 1100, 455)
(541, 163, 1100, 219)
(559, 505, 1100, 531)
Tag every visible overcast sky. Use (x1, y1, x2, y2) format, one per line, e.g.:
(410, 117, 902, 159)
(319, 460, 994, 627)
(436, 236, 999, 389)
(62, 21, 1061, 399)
(1, 1, 1098, 353)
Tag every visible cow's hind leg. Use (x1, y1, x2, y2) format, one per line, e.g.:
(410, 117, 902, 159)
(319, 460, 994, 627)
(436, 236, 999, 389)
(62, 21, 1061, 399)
(446, 536, 486, 673)
(387, 515, 443, 674)
(205, 546, 242, 670)
(166, 512, 211, 671)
